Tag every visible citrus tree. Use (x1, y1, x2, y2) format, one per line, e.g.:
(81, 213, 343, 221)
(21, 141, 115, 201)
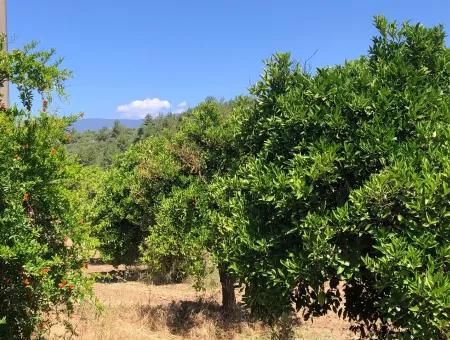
(95, 99, 244, 312)
(140, 99, 242, 313)
(216, 17, 450, 337)
(0, 41, 94, 338)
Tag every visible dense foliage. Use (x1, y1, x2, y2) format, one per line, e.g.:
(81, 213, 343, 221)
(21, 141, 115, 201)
(9, 16, 449, 338)
(0, 42, 93, 338)
(92, 99, 238, 264)
(67, 121, 136, 168)
(214, 17, 450, 337)
(134, 112, 184, 142)
(88, 99, 248, 316)
(93, 17, 450, 338)
(140, 99, 243, 311)
(67, 113, 185, 168)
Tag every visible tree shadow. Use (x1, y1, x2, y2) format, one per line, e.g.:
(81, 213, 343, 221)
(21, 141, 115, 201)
(94, 269, 145, 283)
(139, 298, 252, 336)
(93, 268, 183, 286)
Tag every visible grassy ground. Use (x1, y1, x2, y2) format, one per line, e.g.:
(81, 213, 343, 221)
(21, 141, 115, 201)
(48, 265, 353, 340)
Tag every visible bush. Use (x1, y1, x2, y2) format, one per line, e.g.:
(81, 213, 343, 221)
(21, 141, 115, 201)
(0, 42, 94, 338)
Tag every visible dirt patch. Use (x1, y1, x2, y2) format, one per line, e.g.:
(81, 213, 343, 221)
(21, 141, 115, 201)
(47, 279, 353, 340)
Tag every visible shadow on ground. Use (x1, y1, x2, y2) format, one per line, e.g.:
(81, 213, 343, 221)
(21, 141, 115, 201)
(94, 269, 145, 283)
(138, 298, 260, 336)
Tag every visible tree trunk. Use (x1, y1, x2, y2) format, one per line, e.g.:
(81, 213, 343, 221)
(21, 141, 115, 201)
(219, 265, 236, 315)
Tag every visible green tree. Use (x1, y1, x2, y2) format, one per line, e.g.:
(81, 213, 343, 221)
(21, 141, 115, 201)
(134, 113, 184, 142)
(215, 17, 450, 337)
(67, 122, 137, 168)
(92, 137, 176, 265)
(0, 41, 94, 338)
(140, 99, 243, 313)
(95, 99, 243, 312)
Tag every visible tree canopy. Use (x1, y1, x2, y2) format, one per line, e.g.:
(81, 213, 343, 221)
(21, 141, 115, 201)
(93, 17, 450, 337)
(0, 41, 94, 338)
(3, 16, 450, 338)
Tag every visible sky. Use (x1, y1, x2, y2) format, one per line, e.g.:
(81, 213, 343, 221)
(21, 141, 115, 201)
(7, 0, 450, 119)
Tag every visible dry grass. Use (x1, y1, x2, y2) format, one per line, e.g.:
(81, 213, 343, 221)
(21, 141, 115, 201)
(47, 265, 353, 340)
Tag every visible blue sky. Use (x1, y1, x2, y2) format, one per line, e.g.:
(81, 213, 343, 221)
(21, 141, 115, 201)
(7, 0, 450, 119)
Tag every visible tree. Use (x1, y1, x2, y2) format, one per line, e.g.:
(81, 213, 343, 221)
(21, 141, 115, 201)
(93, 136, 177, 265)
(0, 41, 94, 338)
(215, 17, 450, 337)
(67, 122, 136, 168)
(133, 113, 184, 143)
(95, 99, 244, 313)
(140, 99, 243, 313)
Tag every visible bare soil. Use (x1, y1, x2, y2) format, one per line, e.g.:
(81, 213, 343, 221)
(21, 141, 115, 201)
(48, 265, 354, 340)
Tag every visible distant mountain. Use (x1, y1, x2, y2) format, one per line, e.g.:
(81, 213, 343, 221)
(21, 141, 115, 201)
(71, 118, 144, 132)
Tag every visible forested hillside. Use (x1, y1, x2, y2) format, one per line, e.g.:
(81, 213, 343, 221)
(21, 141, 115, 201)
(67, 121, 136, 167)
(66, 114, 183, 167)
(2, 17, 450, 339)
(67, 102, 234, 168)
(71, 118, 143, 132)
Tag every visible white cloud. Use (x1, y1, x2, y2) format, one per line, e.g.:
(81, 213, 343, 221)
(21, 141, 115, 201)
(174, 101, 188, 114)
(117, 98, 171, 119)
